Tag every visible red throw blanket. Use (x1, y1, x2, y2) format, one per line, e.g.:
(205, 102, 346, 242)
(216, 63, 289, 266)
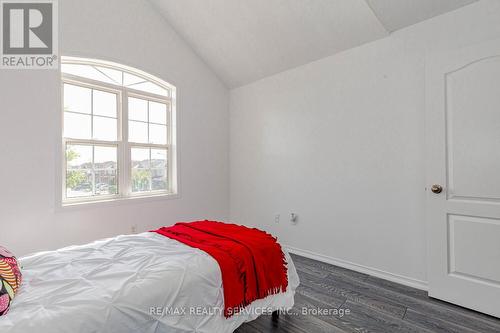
(152, 221, 288, 317)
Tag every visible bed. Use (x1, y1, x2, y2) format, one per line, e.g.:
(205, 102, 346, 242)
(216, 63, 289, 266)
(0, 230, 299, 333)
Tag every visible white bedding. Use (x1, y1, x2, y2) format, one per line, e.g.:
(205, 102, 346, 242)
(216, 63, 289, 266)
(0, 232, 299, 333)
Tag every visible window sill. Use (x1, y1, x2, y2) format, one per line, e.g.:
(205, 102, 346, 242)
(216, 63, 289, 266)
(56, 192, 180, 212)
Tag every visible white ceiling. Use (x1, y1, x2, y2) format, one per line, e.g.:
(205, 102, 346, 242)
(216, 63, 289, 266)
(366, 0, 477, 32)
(149, 0, 478, 88)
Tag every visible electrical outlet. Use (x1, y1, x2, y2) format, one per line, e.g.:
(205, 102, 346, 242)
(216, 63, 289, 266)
(275, 214, 280, 223)
(131, 224, 137, 234)
(290, 213, 298, 224)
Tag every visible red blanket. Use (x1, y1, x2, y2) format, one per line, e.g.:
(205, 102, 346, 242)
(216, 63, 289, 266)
(152, 221, 288, 317)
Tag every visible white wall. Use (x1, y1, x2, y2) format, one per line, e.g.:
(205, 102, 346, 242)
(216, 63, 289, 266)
(230, 0, 500, 284)
(0, 0, 229, 256)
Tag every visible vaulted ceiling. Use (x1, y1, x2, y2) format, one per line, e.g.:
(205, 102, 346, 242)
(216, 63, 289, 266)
(149, 0, 478, 88)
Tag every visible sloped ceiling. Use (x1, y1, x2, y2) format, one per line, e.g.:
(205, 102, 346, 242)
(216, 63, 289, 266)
(366, 0, 477, 32)
(149, 0, 478, 88)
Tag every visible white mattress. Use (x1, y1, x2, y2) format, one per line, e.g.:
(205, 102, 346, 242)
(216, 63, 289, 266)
(0, 232, 299, 333)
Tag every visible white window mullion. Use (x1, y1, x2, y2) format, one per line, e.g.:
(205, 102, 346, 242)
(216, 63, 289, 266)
(91, 145, 96, 195)
(62, 139, 68, 201)
(90, 89, 94, 139)
(121, 91, 130, 196)
(147, 100, 151, 145)
(167, 145, 172, 193)
(149, 147, 152, 191)
(167, 105, 172, 193)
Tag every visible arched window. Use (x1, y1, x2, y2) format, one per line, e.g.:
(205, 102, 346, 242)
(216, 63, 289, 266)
(61, 57, 177, 204)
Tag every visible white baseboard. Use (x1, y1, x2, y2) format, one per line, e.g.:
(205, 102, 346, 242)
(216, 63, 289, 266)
(285, 245, 428, 291)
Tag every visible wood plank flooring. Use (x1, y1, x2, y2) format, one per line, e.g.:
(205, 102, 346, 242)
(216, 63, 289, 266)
(236, 254, 500, 333)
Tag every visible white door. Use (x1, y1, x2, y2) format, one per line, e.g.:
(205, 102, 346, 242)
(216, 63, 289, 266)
(426, 38, 500, 318)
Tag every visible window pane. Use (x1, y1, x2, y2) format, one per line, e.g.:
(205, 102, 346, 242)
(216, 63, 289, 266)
(131, 148, 150, 168)
(123, 72, 146, 86)
(64, 112, 91, 139)
(66, 144, 93, 198)
(149, 124, 167, 144)
(94, 146, 117, 168)
(93, 90, 117, 118)
(64, 84, 91, 114)
(66, 144, 92, 169)
(151, 149, 167, 168)
(128, 81, 168, 96)
(95, 66, 123, 85)
(62, 64, 115, 84)
(66, 169, 92, 198)
(93, 116, 117, 141)
(151, 168, 167, 191)
(95, 170, 117, 196)
(149, 101, 167, 124)
(132, 169, 151, 192)
(129, 121, 148, 143)
(128, 97, 147, 121)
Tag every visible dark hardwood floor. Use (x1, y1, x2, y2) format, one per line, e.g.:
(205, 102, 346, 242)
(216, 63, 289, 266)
(236, 254, 500, 333)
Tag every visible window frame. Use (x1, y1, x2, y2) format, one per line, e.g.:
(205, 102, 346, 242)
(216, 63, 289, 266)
(60, 57, 177, 206)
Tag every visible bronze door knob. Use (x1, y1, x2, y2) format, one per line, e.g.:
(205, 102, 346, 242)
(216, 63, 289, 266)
(431, 184, 443, 194)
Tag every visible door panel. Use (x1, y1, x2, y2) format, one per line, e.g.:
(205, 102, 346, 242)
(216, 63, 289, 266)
(446, 57, 500, 200)
(426, 38, 500, 318)
(449, 215, 500, 284)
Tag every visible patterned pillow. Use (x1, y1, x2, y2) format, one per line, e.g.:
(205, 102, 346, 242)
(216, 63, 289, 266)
(0, 246, 22, 316)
